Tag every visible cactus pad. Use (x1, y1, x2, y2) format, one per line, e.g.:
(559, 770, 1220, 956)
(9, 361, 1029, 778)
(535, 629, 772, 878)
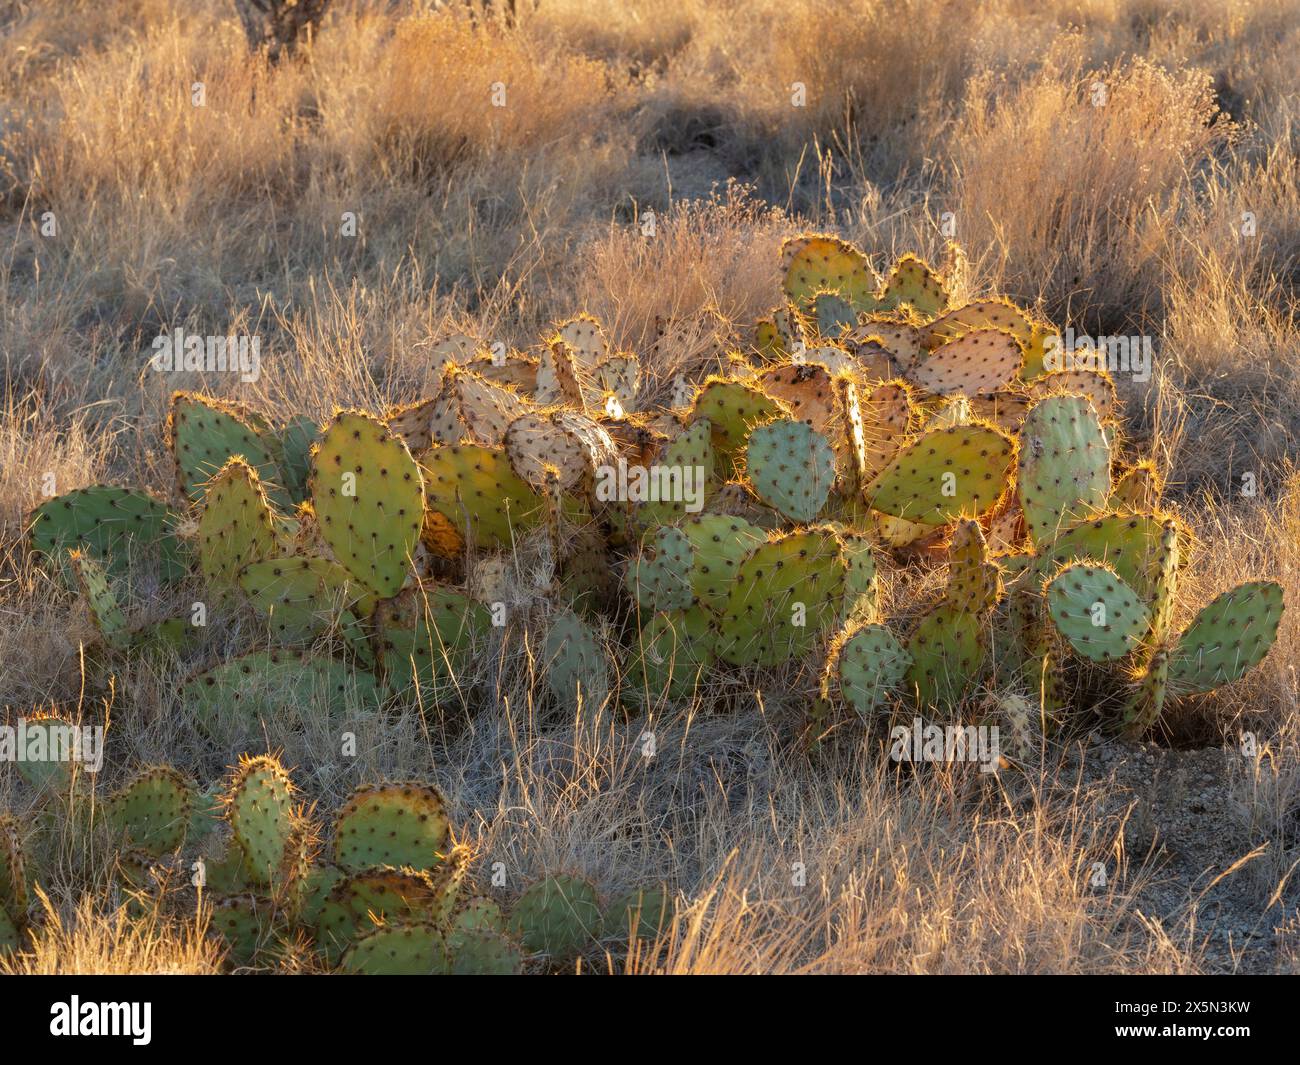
(198, 458, 278, 594)
(341, 921, 451, 975)
(373, 583, 491, 697)
(717, 528, 847, 666)
(905, 604, 985, 712)
(545, 611, 610, 711)
(782, 234, 880, 312)
(680, 513, 766, 609)
(1017, 394, 1112, 546)
(422, 443, 547, 549)
(168, 392, 285, 505)
(225, 755, 298, 888)
(1169, 581, 1284, 695)
(69, 550, 130, 650)
(880, 254, 949, 317)
(908, 329, 1022, 396)
(182, 651, 383, 737)
(333, 782, 450, 873)
(29, 486, 184, 582)
(1046, 562, 1150, 661)
(689, 379, 787, 477)
(627, 525, 695, 612)
(745, 417, 836, 523)
(866, 423, 1015, 525)
(507, 874, 603, 959)
(109, 765, 194, 857)
(831, 623, 913, 719)
(310, 410, 424, 597)
(627, 607, 716, 706)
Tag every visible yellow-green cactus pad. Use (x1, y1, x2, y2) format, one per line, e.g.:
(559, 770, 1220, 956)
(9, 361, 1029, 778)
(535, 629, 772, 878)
(310, 410, 424, 598)
(866, 423, 1015, 525)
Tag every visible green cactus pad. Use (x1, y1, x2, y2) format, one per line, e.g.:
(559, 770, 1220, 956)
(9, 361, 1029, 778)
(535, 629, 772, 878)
(269, 415, 318, 503)
(1017, 394, 1112, 547)
(29, 486, 185, 582)
(68, 549, 130, 650)
(1169, 581, 1284, 695)
(1036, 512, 1177, 602)
(225, 755, 297, 889)
(333, 782, 450, 873)
(782, 234, 881, 312)
(181, 651, 383, 737)
(627, 607, 716, 706)
(168, 392, 286, 506)
(603, 885, 674, 943)
(627, 526, 695, 613)
(208, 894, 269, 968)
(1046, 562, 1151, 661)
(341, 921, 452, 974)
(12, 714, 75, 794)
(831, 623, 913, 719)
(449, 895, 506, 935)
(866, 423, 1015, 525)
(507, 874, 603, 959)
(108, 765, 194, 857)
(634, 420, 715, 528)
(944, 521, 1002, 614)
(310, 410, 425, 597)
(680, 513, 767, 609)
(239, 555, 373, 644)
(318, 867, 459, 948)
(197, 458, 279, 595)
(905, 604, 986, 713)
(744, 417, 836, 523)
(545, 610, 610, 711)
(422, 443, 548, 550)
(716, 528, 848, 667)
(811, 291, 857, 338)
(373, 583, 492, 697)
(689, 379, 788, 478)
(909, 329, 1023, 396)
(880, 254, 949, 317)
(450, 929, 525, 974)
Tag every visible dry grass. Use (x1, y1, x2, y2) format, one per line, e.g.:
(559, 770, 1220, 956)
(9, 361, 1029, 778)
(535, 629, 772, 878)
(0, 0, 1298, 974)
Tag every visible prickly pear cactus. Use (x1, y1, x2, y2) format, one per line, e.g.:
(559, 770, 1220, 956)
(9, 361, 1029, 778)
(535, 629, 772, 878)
(627, 525, 695, 613)
(1017, 394, 1111, 546)
(422, 443, 547, 549)
(29, 486, 185, 582)
(506, 874, 602, 959)
(544, 610, 610, 711)
(341, 921, 451, 975)
(828, 623, 913, 720)
(689, 379, 788, 479)
(1046, 562, 1150, 661)
(198, 457, 278, 595)
(1167, 581, 1284, 696)
(716, 527, 847, 667)
(168, 392, 286, 506)
(744, 417, 835, 523)
(69, 549, 130, 650)
(310, 410, 424, 597)
(782, 233, 880, 312)
(867, 423, 1015, 525)
(225, 755, 299, 890)
(109, 765, 194, 857)
(333, 782, 450, 873)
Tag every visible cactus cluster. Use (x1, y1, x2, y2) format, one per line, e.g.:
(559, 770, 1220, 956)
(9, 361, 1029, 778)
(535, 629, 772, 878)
(24, 232, 1284, 767)
(0, 751, 672, 972)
